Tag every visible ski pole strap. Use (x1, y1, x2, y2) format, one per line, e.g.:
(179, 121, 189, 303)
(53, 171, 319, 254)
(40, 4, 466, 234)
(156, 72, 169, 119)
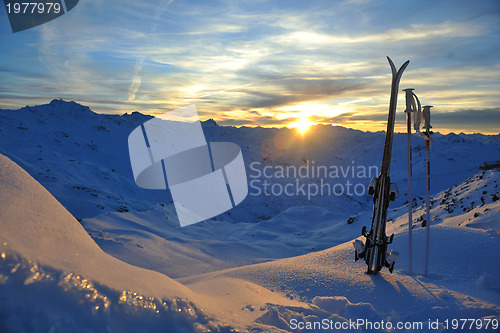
(412, 92, 422, 134)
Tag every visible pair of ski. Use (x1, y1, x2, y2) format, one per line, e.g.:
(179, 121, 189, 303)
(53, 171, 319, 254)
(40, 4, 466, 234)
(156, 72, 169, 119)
(354, 57, 409, 275)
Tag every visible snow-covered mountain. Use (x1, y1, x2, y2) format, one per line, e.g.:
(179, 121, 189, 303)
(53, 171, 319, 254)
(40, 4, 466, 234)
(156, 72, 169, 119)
(1, 100, 498, 222)
(1, 100, 499, 332)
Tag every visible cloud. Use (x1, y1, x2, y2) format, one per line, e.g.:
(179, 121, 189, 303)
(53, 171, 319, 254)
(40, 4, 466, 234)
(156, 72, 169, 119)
(1, 0, 499, 135)
(128, 60, 143, 101)
(431, 108, 500, 128)
(274, 21, 484, 49)
(326, 108, 500, 134)
(216, 113, 292, 127)
(237, 78, 369, 110)
(329, 111, 389, 123)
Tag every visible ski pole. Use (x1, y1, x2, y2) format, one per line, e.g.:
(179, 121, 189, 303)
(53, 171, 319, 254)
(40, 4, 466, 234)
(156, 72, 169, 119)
(422, 105, 433, 277)
(403, 88, 416, 275)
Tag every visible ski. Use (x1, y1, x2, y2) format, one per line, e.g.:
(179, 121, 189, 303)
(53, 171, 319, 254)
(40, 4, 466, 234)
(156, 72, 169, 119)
(354, 57, 409, 274)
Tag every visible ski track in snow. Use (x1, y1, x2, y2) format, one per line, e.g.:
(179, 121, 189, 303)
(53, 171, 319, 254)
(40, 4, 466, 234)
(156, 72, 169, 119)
(0, 100, 499, 332)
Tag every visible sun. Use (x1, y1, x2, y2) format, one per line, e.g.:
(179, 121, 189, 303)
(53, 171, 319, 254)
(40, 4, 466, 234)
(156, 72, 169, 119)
(290, 117, 315, 135)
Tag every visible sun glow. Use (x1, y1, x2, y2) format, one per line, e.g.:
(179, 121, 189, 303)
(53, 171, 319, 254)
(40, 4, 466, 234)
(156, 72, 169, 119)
(289, 118, 316, 135)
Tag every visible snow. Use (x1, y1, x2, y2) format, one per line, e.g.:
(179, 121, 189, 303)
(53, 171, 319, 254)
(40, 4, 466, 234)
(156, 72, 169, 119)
(0, 153, 192, 298)
(0, 100, 499, 332)
(80, 205, 362, 279)
(0, 153, 238, 332)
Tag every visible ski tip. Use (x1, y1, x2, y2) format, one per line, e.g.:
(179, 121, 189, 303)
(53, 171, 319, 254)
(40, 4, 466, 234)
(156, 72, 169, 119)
(387, 57, 396, 76)
(387, 57, 410, 76)
(401, 60, 410, 71)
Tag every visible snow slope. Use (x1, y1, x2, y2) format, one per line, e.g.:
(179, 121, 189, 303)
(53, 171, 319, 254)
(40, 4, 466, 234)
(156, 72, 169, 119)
(81, 205, 363, 278)
(0, 153, 313, 332)
(0, 154, 219, 332)
(175, 171, 500, 330)
(0, 154, 193, 297)
(79, 170, 500, 282)
(2, 153, 499, 332)
(180, 225, 499, 332)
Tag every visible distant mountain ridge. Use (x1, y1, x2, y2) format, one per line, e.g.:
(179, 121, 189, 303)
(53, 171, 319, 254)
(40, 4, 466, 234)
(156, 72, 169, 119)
(0, 100, 498, 221)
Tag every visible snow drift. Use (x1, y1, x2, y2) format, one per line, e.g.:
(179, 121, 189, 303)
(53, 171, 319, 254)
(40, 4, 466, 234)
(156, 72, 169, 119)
(0, 154, 233, 332)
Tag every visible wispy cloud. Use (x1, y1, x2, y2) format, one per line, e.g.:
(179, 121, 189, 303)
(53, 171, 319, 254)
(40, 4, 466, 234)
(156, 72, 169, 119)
(273, 21, 484, 50)
(128, 60, 143, 101)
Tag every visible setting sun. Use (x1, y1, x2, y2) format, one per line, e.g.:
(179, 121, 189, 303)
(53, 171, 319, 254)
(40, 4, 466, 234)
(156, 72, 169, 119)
(289, 118, 316, 135)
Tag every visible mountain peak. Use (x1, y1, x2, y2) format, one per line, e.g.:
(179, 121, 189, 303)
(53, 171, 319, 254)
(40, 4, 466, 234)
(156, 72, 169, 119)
(49, 99, 94, 114)
(16, 99, 96, 118)
(202, 118, 218, 127)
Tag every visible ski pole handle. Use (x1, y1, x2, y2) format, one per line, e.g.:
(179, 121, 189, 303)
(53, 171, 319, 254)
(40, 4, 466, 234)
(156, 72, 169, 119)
(403, 88, 423, 134)
(421, 105, 433, 141)
(422, 105, 432, 130)
(403, 88, 415, 114)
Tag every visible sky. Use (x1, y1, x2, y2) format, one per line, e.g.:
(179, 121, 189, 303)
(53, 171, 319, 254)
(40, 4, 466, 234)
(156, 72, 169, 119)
(0, 0, 499, 134)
